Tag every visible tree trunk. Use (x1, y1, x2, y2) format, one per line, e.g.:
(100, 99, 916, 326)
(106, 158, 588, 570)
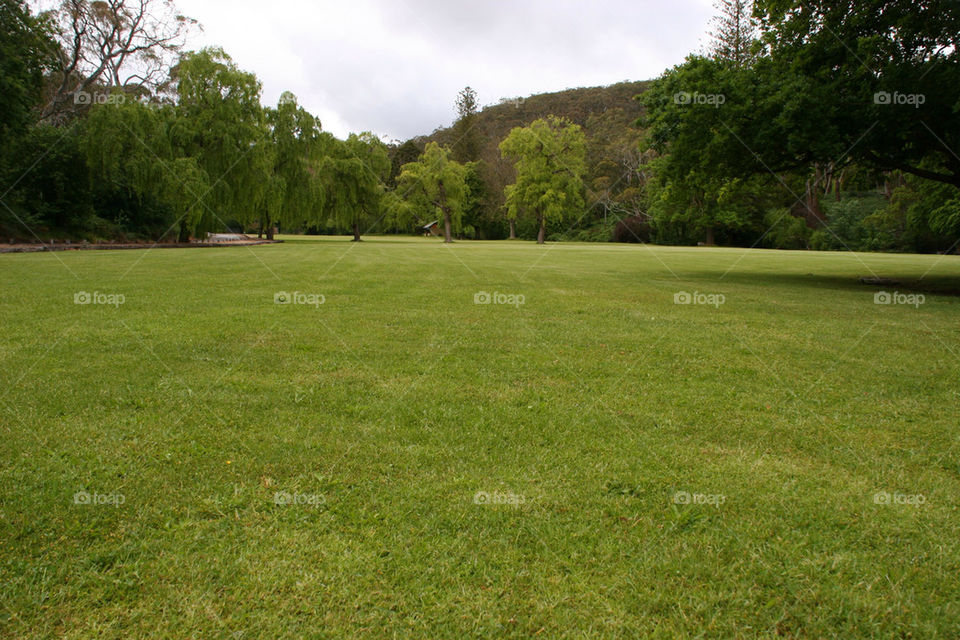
(352, 221, 361, 242)
(537, 216, 546, 244)
(178, 222, 190, 243)
(705, 225, 715, 246)
(804, 178, 823, 226)
(509, 219, 516, 239)
(437, 180, 453, 243)
(266, 225, 275, 241)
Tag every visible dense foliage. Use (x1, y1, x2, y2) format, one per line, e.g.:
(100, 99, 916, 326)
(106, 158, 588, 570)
(638, 0, 960, 252)
(0, 0, 957, 253)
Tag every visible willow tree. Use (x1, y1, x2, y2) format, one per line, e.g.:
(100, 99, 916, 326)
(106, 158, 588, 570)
(319, 132, 390, 241)
(397, 142, 468, 243)
(260, 91, 326, 238)
(499, 116, 586, 244)
(84, 98, 212, 240)
(168, 47, 272, 240)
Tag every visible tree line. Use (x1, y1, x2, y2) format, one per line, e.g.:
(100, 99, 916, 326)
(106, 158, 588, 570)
(2, 0, 958, 252)
(0, 1, 586, 245)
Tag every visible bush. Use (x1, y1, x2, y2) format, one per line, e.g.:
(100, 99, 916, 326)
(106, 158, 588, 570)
(808, 230, 834, 252)
(761, 209, 809, 249)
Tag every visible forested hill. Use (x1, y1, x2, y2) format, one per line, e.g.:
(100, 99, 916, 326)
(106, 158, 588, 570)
(410, 81, 651, 150)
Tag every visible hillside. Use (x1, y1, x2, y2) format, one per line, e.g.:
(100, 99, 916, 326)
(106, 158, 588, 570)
(412, 81, 651, 149)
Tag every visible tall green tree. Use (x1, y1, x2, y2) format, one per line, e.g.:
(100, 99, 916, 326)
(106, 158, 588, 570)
(499, 116, 586, 244)
(641, 56, 774, 244)
(396, 142, 469, 243)
(0, 0, 57, 236)
(261, 91, 326, 238)
(169, 48, 271, 240)
(754, 0, 960, 190)
(319, 132, 390, 241)
(703, 0, 960, 190)
(708, 0, 758, 68)
(643, 0, 960, 248)
(0, 0, 53, 144)
(452, 86, 481, 163)
(461, 161, 487, 239)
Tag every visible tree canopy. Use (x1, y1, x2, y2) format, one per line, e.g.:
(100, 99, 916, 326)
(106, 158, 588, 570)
(319, 132, 390, 241)
(499, 116, 587, 244)
(397, 142, 469, 243)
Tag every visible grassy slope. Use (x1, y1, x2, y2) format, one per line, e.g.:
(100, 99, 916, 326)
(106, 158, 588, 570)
(1, 237, 959, 638)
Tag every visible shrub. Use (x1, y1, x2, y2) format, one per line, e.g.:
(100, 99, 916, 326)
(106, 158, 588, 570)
(761, 209, 809, 249)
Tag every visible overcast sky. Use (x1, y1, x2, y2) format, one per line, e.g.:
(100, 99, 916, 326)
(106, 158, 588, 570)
(175, 0, 715, 141)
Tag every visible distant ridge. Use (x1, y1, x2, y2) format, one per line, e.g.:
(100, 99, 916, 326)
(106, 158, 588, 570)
(409, 80, 652, 151)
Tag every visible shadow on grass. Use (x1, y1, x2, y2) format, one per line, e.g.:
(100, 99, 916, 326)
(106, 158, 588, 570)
(688, 270, 960, 297)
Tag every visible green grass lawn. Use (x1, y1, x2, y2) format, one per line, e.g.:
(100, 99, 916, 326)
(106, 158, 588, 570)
(2, 236, 959, 638)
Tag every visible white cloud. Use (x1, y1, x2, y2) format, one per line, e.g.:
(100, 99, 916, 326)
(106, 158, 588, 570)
(176, 0, 715, 139)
